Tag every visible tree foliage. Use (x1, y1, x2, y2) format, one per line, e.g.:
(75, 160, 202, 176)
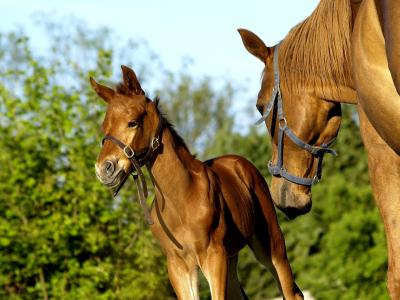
(0, 26, 172, 300)
(0, 20, 389, 300)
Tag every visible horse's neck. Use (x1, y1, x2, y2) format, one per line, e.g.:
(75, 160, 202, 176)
(149, 127, 200, 205)
(314, 82, 358, 104)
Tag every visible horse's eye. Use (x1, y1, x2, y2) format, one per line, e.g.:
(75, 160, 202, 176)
(256, 104, 264, 115)
(127, 120, 139, 128)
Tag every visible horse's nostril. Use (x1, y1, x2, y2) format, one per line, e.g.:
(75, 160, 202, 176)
(104, 160, 115, 177)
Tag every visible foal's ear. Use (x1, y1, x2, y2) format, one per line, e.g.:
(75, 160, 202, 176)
(121, 65, 144, 95)
(238, 28, 271, 63)
(90, 77, 115, 103)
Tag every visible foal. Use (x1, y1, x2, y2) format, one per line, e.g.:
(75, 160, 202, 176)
(92, 66, 303, 300)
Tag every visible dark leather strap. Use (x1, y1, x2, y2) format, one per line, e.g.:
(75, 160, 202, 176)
(147, 166, 183, 250)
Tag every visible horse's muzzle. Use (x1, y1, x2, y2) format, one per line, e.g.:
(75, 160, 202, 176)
(277, 203, 312, 220)
(95, 160, 126, 188)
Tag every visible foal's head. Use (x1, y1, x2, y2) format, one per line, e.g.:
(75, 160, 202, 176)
(239, 29, 341, 219)
(91, 66, 160, 188)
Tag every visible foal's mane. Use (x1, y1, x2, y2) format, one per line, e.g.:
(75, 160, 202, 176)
(279, 0, 353, 94)
(153, 97, 192, 154)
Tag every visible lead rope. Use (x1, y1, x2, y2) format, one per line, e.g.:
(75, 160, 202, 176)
(102, 117, 183, 249)
(147, 166, 183, 250)
(128, 153, 183, 249)
(129, 166, 183, 249)
(127, 157, 152, 225)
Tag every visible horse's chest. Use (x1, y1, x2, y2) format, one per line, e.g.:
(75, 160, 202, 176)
(150, 196, 215, 252)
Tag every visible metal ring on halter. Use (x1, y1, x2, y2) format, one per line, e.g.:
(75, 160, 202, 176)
(278, 118, 287, 129)
(123, 145, 135, 158)
(312, 175, 320, 184)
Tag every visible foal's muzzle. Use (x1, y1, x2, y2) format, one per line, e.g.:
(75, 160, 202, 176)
(95, 159, 126, 188)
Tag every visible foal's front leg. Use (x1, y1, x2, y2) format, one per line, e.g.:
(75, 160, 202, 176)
(202, 246, 228, 300)
(167, 255, 199, 300)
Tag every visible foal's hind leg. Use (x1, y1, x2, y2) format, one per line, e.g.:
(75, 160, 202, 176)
(167, 255, 199, 300)
(249, 233, 302, 300)
(251, 184, 303, 299)
(226, 255, 249, 300)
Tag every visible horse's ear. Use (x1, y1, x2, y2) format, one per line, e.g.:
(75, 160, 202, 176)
(121, 65, 144, 95)
(90, 77, 115, 103)
(238, 28, 271, 63)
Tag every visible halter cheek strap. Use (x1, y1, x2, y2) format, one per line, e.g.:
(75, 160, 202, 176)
(256, 44, 337, 186)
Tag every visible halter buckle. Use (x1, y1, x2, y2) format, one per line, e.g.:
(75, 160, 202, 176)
(151, 137, 160, 150)
(123, 145, 135, 158)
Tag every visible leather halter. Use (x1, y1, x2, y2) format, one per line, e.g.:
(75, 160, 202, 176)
(101, 114, 184, 250)
(255, 44, 337, 186)
(101, 116, 164, 225)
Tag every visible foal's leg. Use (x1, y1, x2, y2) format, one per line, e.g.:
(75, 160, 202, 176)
(201, 245, 228, 300)
(359, 107, 400, 299)
(226, 255, 249, 300)
(167, 255, 199, 300)
(249, 234, 302, 300)
(250, 184, 303, 300)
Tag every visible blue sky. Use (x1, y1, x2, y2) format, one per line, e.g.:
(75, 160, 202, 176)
(2, 0, 319, 123)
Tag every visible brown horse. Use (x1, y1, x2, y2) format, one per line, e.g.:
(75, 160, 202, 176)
(90, 66, 303, 300)
(238, 0, 400, 298)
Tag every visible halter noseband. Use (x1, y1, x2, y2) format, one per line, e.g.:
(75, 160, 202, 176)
(255, 44, 337, 186)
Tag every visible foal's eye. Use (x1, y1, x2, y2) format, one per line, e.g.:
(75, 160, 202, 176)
(256, 104, 264, 115)
(127, 120, 139, 128)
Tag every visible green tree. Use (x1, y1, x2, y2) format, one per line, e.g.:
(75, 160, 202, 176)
(0, 25, 172, 300)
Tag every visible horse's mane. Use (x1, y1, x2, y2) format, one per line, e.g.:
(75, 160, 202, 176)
(154, 97, 192, 154)
(279, 0, 353, 95)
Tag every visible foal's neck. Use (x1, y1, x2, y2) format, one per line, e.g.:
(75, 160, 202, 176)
(149, 126, 201, 201)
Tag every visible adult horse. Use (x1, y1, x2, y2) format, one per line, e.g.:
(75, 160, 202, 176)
(238, 0, 400, 298)
(90, 66, 303, 300)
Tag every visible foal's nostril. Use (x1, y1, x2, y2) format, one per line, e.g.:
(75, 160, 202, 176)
(104, 160, 115, 177)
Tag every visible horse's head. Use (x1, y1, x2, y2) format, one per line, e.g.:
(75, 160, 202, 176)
(239, 29, 341, 219)
(91, 66, 161, 189)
